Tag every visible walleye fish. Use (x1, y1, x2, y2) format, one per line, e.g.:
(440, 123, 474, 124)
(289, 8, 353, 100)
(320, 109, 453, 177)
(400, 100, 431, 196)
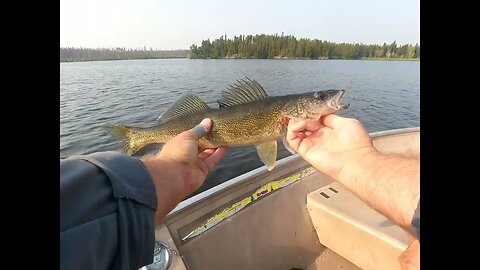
(107, 78, 349, 171)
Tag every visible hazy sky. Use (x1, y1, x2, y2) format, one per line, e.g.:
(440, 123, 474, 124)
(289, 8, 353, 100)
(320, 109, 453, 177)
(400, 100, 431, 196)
(60, 0, 420, 49)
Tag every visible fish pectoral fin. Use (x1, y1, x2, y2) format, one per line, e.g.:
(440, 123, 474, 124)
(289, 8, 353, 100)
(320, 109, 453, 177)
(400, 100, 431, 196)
(256, 141, 277, 171)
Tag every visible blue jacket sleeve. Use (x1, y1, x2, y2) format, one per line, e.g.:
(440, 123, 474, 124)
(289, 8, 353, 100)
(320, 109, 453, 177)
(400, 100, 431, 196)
(60, 151, 158, 270)
(411, 199, 420, 242)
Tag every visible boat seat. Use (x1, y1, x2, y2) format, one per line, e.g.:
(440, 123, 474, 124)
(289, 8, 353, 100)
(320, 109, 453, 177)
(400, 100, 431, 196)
(306, 182, 409, 270)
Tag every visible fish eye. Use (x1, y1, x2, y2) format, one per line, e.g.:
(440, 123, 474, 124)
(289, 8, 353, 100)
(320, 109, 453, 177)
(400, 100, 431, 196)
(314, 91, 326, 100)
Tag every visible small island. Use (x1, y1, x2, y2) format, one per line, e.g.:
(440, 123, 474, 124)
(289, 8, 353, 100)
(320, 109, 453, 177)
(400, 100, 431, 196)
(189, 34, 419, 60)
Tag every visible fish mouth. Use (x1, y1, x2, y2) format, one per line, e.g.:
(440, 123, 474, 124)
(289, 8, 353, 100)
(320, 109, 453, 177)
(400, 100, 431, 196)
(333, 90, 350, 110)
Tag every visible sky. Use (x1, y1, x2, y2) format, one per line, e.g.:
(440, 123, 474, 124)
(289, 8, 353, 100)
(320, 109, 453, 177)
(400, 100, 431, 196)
(60, 0, 420, 50)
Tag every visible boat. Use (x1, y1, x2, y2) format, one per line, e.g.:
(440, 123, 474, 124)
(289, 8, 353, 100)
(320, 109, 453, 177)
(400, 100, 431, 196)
(141, 127, 420, 270)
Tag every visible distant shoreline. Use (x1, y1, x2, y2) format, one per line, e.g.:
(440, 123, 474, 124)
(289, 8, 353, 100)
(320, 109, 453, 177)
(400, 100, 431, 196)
(359, 57, 419, 61)
(60, 48, 189, 63)
(60, 57, 187, 63)
(219, 56, 419, 61)
(62, 35, 419, 63)
(60, 57, 418, 63)
(61, 35, 419, 63)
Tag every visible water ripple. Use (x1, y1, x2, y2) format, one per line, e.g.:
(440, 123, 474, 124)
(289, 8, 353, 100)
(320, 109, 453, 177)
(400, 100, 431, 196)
(60, 59, 419, 194)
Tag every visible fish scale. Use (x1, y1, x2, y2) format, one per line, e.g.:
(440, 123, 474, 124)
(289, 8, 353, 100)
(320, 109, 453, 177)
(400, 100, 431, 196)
(106, 78, 349, 170)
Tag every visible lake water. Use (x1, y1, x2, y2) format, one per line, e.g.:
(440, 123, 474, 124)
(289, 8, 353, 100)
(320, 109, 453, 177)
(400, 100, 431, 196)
(60, 59, 419, 195)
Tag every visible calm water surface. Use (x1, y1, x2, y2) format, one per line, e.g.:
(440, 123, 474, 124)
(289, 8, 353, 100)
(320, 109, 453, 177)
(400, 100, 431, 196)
(60, 59, 419, 195)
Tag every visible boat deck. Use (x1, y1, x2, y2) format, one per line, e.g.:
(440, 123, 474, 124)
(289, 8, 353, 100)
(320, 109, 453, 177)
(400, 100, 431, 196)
(147, 128, 419, 270)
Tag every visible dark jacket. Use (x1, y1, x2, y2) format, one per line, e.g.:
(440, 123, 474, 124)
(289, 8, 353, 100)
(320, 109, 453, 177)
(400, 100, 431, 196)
(60, 151, 157, 270)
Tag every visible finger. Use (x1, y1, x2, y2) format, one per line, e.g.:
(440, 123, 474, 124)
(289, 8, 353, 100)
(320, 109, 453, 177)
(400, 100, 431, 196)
(322, 114, 344, 128)
(202, 148, 216, 154)
(198, 148, 217, 160)
(286, 119, 306, 142)
(288, 119, 308, 132)
(304, 119, 322, 131)
(204, 147, 228, 171)
(198, 146, 216, 153)
(286, 126, 299, 143)
(192, 118, 212, 138)
(179, 118, 212, 141)
(198, 152, 210, 161)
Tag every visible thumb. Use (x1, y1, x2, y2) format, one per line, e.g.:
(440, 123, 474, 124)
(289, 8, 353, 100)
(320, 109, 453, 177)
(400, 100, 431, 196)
(180, 118, 212, 140)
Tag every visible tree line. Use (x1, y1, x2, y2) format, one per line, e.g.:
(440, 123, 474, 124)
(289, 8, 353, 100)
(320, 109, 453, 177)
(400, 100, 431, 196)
(60, 47, 188, 62)
(189, 34, 419, 60)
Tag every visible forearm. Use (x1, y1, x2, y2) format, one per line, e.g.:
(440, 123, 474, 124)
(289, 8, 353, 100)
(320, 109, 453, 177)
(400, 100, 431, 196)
(338, 150, 420, 236)
(142, 157, 200, 223)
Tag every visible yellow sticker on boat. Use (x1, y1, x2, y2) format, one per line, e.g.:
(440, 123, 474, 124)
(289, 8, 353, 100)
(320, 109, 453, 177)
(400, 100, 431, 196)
(182, 167, 315, 241)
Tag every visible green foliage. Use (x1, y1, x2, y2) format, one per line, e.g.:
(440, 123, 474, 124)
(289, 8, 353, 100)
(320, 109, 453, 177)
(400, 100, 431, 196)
(188, 34, 420, 60)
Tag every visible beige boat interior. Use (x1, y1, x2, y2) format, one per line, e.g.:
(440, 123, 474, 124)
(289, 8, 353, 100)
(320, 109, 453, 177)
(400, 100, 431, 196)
(148, 128, 420, 270)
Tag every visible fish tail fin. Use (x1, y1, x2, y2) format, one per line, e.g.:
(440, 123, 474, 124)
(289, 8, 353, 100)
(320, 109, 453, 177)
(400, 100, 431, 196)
(105, 125, 140, 155)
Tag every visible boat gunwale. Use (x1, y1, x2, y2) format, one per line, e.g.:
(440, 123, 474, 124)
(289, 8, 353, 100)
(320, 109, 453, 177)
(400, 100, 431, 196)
(168, 126, 419, 217)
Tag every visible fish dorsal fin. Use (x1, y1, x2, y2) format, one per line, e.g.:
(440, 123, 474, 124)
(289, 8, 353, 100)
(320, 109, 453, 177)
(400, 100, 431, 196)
(158, 94, 209, 122)
(217, 78, 269, 107)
